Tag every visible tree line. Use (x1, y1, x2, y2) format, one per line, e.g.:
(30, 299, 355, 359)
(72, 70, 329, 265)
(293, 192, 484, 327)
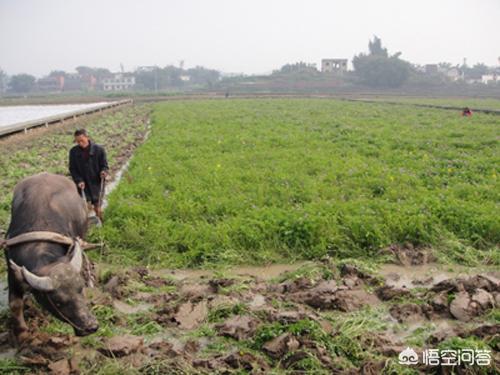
(1, 37, 497, 94)
(0, 65, 221, 94)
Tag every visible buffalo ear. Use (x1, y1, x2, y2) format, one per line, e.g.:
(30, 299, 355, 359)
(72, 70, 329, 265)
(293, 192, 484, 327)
(68, 239, 83, 273)
(10, 260, 55, 292)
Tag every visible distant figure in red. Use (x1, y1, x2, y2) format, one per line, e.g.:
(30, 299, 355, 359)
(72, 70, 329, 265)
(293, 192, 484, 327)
(462, 107, 472, 117)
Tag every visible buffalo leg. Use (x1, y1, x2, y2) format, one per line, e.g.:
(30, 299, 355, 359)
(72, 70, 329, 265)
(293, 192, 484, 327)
(7, 269, 29, 342)
(9, 291, 29, 342)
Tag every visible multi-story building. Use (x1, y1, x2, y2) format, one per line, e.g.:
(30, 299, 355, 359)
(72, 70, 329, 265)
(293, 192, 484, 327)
(321, 59, 348, 73)
(101, 73, 135, 91)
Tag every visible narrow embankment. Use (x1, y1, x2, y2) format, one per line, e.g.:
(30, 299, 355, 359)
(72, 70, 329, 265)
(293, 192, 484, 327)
(340, 97, 500, 115)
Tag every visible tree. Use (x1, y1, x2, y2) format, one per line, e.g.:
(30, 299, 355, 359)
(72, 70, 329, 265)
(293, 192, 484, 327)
(464, 63, 489, 80)
(368, 36, 388, 57)
(163, 65, 184, 87)
(49, 70, 67, 77)
(352, 36, 411, 88)
(134, 67, 160, 91)
(438, 62, 453, 70)
(0, 68, 7, 94)
(76, 66, 111, 80)
(273, 62, 318, 75)
(187, 66, 220, 86)
(9, 73, 36, 93)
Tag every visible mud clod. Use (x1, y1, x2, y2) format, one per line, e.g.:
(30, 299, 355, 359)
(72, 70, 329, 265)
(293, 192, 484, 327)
(216, 315, 258, 340)
(376, 285, 411, 301)
(263, 333, 300, 359)
(179, 283, 216, 300)
(100, 334, 144, 357)
(172, 300, 208, 329)
(390, 303, 425, 323)
(386, 243, 435, 265)
(47, 358, 72, 375)
(103, 275, 129, 299)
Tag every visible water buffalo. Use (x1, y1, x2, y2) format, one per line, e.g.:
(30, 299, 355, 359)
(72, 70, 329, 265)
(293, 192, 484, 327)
(4, 173, 98, 341)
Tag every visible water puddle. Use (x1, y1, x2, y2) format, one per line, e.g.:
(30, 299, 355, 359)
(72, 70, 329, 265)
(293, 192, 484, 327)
(155, 262, 305, 282)
(113, 300, 152, 315)
(378, 263, 497, 289)
(390, 318, 460, 342)
(153, 261, 498, 286)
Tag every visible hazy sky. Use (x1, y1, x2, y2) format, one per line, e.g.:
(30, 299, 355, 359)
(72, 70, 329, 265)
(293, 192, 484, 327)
(1, 0, 499, 77)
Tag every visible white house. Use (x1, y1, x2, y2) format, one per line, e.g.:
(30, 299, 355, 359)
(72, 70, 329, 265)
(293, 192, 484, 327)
(481, 74, 498, 84)
(445, 67, 463, 81)
(102, 73, 136, 91)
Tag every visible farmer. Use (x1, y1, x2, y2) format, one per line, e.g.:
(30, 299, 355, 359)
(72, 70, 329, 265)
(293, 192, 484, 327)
(462, 107, 473, 117)
(69, 128, 109, 223)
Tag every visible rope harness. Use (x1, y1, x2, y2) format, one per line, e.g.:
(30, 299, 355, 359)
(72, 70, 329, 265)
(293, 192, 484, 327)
(1, 231, 100, 250)
(46, 292, 88, 332)
(3, 231, 99, 290)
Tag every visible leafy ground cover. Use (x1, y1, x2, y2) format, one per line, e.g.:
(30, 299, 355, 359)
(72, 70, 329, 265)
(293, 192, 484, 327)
(99, 99, 499, 268)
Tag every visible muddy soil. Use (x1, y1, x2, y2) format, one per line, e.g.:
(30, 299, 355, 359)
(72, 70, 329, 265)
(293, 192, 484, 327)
(0, 259, 498, 374)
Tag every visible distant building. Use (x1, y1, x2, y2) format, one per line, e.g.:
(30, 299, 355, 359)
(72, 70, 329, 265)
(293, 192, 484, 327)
(63, 74, 85, 91)
(321, 59, 348, 73)
(481, 74, 498, 84)
(136, 66, 157, 72)
(37, 76, 64, 92)
(445, 67, 463, 81)
(102, 73, 136, 91)
(424, 64, 439, 74)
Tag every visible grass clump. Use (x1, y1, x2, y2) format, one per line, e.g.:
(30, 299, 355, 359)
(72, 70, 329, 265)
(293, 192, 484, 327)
(208, 302, 249, 323)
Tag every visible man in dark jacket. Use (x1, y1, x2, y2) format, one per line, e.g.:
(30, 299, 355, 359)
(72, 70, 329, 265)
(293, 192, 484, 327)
(69, 128, 109, 223)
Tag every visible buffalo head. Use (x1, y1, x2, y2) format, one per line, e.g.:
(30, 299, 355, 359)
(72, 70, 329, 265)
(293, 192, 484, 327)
(10, 240, 98, 336)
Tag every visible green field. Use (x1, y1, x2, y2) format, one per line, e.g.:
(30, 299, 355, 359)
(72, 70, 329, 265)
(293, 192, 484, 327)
(361, 96, 500, 110)
(100, 99, 499, 268)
